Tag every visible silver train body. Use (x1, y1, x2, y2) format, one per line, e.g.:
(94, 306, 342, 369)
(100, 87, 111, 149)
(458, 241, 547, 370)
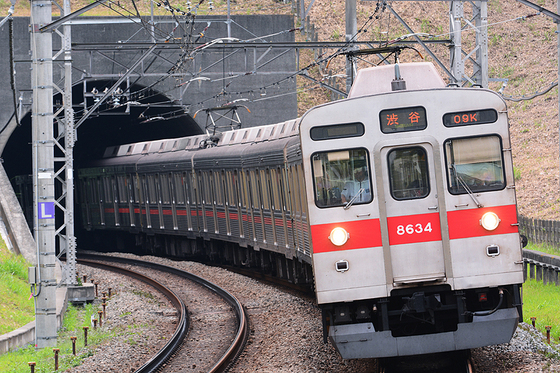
(77, 62, 524, 359)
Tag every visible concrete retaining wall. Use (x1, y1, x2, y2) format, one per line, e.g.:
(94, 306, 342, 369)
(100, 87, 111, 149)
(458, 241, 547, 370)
(0, 287, 67, 354)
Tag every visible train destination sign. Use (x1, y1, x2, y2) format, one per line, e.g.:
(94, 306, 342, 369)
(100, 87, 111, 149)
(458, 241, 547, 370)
(443, 109, 497, 127)
(380, 106, 427, 133)
(310, 122, 365, 140)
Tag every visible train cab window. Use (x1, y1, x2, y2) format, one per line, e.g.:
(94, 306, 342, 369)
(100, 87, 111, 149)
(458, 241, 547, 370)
(388, 147, 430, 200)
(445, 136, 505, 194)
(311, 148, 372, 208)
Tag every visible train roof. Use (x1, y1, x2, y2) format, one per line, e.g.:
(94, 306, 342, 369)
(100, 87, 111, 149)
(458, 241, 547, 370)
(100, 118, 300, 160)
(347, 62, 446, 98)
(98, 62, 447, 164)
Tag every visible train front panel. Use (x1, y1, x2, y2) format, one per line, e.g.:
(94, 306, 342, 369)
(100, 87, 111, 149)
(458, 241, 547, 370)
(299, 63, 523, 359)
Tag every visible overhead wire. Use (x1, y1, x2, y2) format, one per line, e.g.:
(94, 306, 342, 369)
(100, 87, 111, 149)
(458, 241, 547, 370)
(73, 0, 557, 123)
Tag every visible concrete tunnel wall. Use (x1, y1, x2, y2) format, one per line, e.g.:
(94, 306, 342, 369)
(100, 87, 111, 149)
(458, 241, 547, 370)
(0, 14, 298, 179)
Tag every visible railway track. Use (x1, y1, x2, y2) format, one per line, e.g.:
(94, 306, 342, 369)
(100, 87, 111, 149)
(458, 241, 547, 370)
(378, 350, 475, 373)
(78, 253, 249, 373)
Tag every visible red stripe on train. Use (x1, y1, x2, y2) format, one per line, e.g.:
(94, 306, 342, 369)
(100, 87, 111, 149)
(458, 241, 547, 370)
(387, 212, 442, 245)
(447, 204, 518, 239)
(310, 219, 382, 253)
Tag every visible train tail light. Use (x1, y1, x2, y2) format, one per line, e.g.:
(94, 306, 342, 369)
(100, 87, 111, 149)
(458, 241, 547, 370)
(329, 227, 349, 246)
(478, 293, 488, 302)
(480, 211, 500, 231)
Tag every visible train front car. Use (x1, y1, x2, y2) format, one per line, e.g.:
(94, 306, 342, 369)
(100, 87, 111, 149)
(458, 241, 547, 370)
(299, 62, 524, 359)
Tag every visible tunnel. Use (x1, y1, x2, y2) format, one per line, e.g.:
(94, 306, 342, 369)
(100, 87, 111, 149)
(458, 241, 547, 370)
(1, 79, 203, 230)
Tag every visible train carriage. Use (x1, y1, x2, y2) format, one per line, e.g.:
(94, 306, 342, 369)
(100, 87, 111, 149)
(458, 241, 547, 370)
(299, 62, 523, 359)
(76, 61, 524, 363)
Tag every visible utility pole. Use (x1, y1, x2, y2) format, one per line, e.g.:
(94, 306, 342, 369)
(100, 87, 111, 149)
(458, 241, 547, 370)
(345, 0, 357, 92)
(31, 0, 58, 348)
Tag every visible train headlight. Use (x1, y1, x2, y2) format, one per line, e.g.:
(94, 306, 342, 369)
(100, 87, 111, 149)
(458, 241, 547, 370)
(480, 212, 500, 231)
(329, 227, 349, 246)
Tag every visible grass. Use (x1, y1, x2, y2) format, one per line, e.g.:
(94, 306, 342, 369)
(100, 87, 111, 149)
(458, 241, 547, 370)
(525, 241, 560, 256)
(0, 241, 34, 335)
(0, 236, 114, 372)
(522, 242, 560, 347)
(523, 278, 560, 345)
(0, 303, 114, 373)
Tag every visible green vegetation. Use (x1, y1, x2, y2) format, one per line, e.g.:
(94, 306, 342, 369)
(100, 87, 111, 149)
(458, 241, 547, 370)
(0, 303, 114, 373)
(525, 241, 560, 256)
(513, 167, 522, 181)
(0, 241, 34, 335)
(523, 278, 560, 345)
(522, 242, 560, 348)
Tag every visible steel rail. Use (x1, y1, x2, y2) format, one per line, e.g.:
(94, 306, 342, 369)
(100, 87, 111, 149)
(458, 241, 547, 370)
(78, 253, 249, 373)
(77, 257, 188, 373)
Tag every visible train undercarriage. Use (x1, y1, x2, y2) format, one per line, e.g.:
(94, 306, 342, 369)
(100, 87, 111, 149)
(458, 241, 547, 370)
(322, 283, 522, 359)
(80, 229, 315, 288)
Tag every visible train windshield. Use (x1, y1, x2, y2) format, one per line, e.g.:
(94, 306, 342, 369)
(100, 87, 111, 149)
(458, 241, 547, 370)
(311, 148, 372, 208)
(388, 147, 430, 200)
(445, 136, 505, 194)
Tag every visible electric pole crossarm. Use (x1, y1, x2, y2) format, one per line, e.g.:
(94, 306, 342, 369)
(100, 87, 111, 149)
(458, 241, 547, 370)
(39, 0, 109, 32)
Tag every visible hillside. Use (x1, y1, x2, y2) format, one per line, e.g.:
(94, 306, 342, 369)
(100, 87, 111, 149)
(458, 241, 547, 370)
(2, 0, 559, 219)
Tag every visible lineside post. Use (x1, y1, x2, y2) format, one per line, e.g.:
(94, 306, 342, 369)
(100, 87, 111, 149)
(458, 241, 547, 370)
(31, 0, 58, 348)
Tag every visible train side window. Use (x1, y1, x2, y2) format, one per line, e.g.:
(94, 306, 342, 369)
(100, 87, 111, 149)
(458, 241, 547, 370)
(147, 175, 157, 203)
(103, 177, 111, 202)
(174, 173, 185, 204)
(132, 175, 140, 203)
(112, 177, 119, 203)
(311, 148, 372, 208)
(203, 172, 212, 204)
(271, 169, 281, 211)
(444, 135, 505, 194)
(226, 171, 235, 206)
(160, 174, 171, 204)
(242, 171, 250, 209)
(117, 175, 127, 203)
(215, 171, 224, 206)
(141, 175, 149, 204)
(250, 170, 261, 210)
(260, 169, 270, 210)
(185, 172, 193, 204)
(126, 175, 134, 203)
(87, 179, 95, 203)
(92, 178, 100, 203)
(388, 147, 430, 200)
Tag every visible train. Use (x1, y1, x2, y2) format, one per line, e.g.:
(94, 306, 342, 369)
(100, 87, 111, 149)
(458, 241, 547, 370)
(76, 62, 525, 363)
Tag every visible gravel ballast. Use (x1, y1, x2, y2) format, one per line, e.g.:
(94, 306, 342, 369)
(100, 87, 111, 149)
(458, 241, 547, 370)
(71, 254, 560, 372)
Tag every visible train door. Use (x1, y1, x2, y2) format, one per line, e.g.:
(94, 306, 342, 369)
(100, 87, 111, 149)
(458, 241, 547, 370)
(379, 143, 446, 284)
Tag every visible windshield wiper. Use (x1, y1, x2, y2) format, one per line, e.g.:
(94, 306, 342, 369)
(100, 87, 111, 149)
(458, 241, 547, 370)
(343, 188, 364, 210)
(452, 165, 483, 208)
